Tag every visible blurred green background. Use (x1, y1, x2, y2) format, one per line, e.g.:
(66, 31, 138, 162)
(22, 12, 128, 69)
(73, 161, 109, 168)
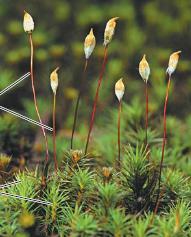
(0, 0, 191, 166)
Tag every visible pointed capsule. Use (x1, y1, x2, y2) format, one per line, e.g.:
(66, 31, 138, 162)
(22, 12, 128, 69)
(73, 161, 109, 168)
(166, 51, 181, 76)
(115, 78, 125, 102)
(23, 11, 34, 33)
(139, 54, 150, 83)
(104, 17, 119, 47)
(50, 67, 59, 95)
(84, 28, 96, 60)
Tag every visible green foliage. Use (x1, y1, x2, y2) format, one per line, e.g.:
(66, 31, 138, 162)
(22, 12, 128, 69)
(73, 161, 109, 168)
(156, 201, 191, 237)
(131, 214, 156, 237)
(121, 144, 157, 213)
(106, 208, 130, 236)
(0, 142, 190, 236)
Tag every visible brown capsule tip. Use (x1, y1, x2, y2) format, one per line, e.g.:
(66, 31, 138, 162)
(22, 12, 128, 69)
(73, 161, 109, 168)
(50, 67, 59, 81)
(111, 17, 119, 21)
(54, 67, 59, 73)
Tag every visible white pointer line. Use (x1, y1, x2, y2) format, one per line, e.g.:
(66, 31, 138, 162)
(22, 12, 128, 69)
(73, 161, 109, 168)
(0, 181, 21, 189)
(0, 192, 52, 206)
(0, 72, 30, 96)
(0, 106, 53, 131)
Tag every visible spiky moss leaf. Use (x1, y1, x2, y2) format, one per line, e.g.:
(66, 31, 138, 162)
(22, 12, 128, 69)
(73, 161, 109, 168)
(94, 182, 125, 218)
(4, 171, 39, 211)
(59, 205, 98, 236)
(122, 144, 151, 190)
(62, 150, 95, 170)
(40, 179, 69, 233)
(131, 214, 157, 237)
(155, 201, 191, 237)
(106, 208, 131, 236)
(159, 169, 191, 210)
(71, 168, 96, 208)
(58, 166, 96, 209)
(69, 213, 97, 237)
(0, 208, 21, 236)
(121, 144, 158, 213)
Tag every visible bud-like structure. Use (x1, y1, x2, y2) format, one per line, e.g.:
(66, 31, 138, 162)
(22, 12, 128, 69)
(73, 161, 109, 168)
(84, 28, 96, 60)
(23, 11, 34, 33)
(166, 51, 181, 76)
(50, 67, 59, 95)
(139, 54, 150, 83)
(104, 17, 119, 47)
(102, 167, 113, 178)
(115, 78, 125, 102)
(70, 149, 83, 163)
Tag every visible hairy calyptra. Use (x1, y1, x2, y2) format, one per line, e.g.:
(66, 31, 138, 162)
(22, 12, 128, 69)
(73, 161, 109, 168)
(84, 28, 96, 60)
(115, 78, 125, 102)
(139, 54, 150, 83)
(50, 67, 59, 95)
(104, 17, 119, 47)
(23, 11, 34, 33)
(166, 51, 181, 76)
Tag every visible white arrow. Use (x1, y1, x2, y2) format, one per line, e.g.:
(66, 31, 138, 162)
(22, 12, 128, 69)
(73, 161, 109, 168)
(0, 72, 52, 131)
(0, 191, 52, 206)
(0, 72, 30, 96)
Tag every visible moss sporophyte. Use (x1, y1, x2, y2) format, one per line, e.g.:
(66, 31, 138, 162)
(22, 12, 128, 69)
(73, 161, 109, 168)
(154, 51, 181, 213)
(71, 28, 96, 150)
(115, 78, 125, 170)
(50, 67, 59, 172)
(85, 17, 119, 155)
(139, 54, 150, 146)
(23, 11, 49, 169)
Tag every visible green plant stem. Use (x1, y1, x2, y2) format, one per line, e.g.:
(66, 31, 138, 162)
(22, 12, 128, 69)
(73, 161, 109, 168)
(117, 100, 122, 170)
(71, 59, 88, 149)
(154, 75, 171, 212)
(84, 46, 108, 155)
(29, 33, 49, 164)
(53, 93, 58, 172)
(145, 82, 148, 145)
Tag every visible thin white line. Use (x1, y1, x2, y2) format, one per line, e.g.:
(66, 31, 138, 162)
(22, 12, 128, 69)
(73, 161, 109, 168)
(0, 192, 52, 206)
(0, 106, 53, 131)
(0, 181, 21, 189)
(0, 72, 30, 96)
